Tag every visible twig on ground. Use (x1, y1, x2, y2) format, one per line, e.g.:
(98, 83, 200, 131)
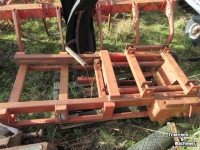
(127, 124, 168, 135)
(104, 126, 120, 131)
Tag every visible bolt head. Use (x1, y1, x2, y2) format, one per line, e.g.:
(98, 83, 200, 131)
(192, 88, 197, 92)
(146, 90, 151, 94)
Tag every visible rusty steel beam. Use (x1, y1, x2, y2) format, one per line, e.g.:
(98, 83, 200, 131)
(109, 52, 162, 62)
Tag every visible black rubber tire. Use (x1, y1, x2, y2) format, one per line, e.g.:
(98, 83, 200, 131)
(178, 0, 194, 12)
(185, 15, 200, 45)
(128, 114, 200, 150)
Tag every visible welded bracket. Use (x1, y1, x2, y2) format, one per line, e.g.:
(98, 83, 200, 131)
(160, 51, 200, 95)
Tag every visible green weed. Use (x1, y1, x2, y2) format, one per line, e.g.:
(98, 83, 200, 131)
(73, 128, 83, 137)
(98, 127, 116, 149)
(128, 140, 135, 147)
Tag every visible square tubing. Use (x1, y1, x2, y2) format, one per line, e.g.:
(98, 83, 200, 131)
(103, 102, 115, 119)
(100, 50, 120, 99)
(9, 64, 28, 102)
(56, 63, 69, 121)
(12, 9, 24, 52)
(59, 64, 69, 100)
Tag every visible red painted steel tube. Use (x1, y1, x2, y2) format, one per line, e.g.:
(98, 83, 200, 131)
(77, 72, 153, 84)
(117, 85, 182, 94)
(77, 77, 137, 85)
(164, 0, 176, 45)
(71, 61, 163, 70)
(28, 65, 61, 71)
(109, 52, 162, 62)
(112, 61, 163, 67)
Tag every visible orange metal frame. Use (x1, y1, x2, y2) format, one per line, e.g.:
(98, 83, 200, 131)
(0, 0, 200, 126)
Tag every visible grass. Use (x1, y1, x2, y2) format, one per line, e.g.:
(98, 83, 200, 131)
(0, 2, 200, 150)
